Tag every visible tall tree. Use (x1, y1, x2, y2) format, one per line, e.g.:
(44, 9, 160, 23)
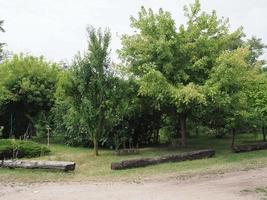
(204, 48, 252, 146)
(64, 26, 111, 156)
(246, 71, 267, 142)
(119, 0, 244, 146)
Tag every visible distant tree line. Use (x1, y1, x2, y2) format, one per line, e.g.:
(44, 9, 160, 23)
(0, 0, 267, 155)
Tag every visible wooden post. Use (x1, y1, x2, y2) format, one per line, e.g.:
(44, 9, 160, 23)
(46, 126, 51, 147)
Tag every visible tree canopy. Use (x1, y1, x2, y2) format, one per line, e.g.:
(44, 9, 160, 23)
(0, 54, 59, 138)
(0, 20, 5, 61)
(0, 0, 267, 152)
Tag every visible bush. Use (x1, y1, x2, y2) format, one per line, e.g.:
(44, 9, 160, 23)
(0, 139, 50, 160)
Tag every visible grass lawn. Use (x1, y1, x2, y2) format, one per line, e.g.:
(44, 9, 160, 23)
(1, 134, 267, 183)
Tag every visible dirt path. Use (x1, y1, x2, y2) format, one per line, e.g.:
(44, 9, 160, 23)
(1, 167, 267, 200)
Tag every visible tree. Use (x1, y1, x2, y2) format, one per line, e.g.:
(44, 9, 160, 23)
(245, 36, 267, 66)
(56, 26, 112, 156)
(105, 78, 163, 148)
(119, 0, 244, 146)
(77, 26, 111, 156)
(204, 48, 253, 146)
(0, 20, 5, 61)
(246, 71, 267, 142)
(0, 54, 59, 138)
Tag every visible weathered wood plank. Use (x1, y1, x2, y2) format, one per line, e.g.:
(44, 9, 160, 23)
(111, 149, 215, 170)
(232, 142, 267, 153)
(0, 160, 76, 171)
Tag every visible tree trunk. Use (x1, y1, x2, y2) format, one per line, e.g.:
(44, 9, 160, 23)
(93, 108, 105, 156)
(262, 125, 266, 142)
(153, 129, 160, 144)
(156, 129, 160, 144)
(9, 113, 13, 138)
(180, 114, 187, 147)
(195, 127, 199, 137)
(231, 128, 236, 147)
(93, 136, 99, 156)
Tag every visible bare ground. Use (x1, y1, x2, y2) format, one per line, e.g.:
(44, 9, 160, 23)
(1, 167, 267, 200)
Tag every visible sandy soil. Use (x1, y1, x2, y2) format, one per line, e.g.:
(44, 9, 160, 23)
(1, 167, 267, 200)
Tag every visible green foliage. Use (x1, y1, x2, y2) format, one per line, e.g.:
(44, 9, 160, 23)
(53, 26, 113, 155)
(245, 36, 267, 65)
(119, 0, 267, 145)
(0, 139, 50, 159)
(52, 99, 90, 147)
(1, 1, 267, 151)
(119, 0, 247, 146)
(0, 20, 5, 61)
(204, 48, 251, 129)
(0, 126, 3, 138)
(0, 54, 59, 138)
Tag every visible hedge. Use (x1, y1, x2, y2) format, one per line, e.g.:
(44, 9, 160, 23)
(0, 139, 50, 160)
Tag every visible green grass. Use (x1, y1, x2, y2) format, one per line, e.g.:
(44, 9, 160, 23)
(1, 134, 267, 183)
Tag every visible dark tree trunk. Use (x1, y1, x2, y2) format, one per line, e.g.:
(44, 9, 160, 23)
(180, 114, 187, 147)
(93, 108, 104, 156)
(93, 136, 99, 156)
(231, 128, 236, 147)
(9, 113, 13, 138)
(195, 127, 199, 137)
(156, 129, 160, 144)
(133, 129, 139, 146)
(262, 125, 266, 142)
(153, 129, 160, 144)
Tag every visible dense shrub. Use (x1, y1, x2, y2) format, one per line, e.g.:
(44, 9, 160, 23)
(0, 139, 50, 159)
(0, 54, 59, 138)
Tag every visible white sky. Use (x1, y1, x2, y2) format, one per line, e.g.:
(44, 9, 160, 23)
(0, 0, 267, 63)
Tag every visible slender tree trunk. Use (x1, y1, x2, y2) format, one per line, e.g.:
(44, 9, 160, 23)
(262, 125, 266, 142)
(231, 128, 236, 147)
(9, 113, 13, 138)
(195, 126, 199, 137)
(180, 114, 187, 147)
(93, 108, 105, 156)
(93, 136, 99, 156)
(156, 129, 159, 144)
(153, 129, 159, 144)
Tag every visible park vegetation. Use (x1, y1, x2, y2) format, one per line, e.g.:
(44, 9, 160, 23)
(0, 0, 267, 159)
(0, 139, 50, 159)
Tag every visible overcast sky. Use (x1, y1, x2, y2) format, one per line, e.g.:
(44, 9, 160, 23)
(0, 0, 267, 63)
